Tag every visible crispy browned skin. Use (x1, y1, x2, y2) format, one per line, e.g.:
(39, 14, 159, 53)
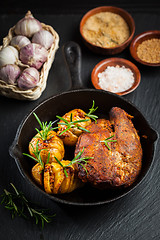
(75, 107, 142, 188)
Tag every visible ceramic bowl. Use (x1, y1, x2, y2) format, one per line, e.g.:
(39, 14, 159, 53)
(80, 6, 135, 55)
(91, 57, 141, 95)
(130, 30, 160, 66)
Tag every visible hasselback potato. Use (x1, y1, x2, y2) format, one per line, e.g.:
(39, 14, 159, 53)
(44, 160, 84, 194)
(57, 109, 91, 146)
(31, 160, 83, 194)
(29, 130, 65, 163)
(31, 163, 43, 186)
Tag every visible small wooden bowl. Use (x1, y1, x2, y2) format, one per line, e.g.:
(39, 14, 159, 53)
(130, 30, 160, 66)
(80, 6, 135, 55)
(91, 58, 141, 96)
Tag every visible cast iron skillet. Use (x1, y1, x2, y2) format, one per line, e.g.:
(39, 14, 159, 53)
(10, 42, 158, 206)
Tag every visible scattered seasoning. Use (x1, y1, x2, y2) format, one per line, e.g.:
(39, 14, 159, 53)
(137, 38, 160, 63)
(98, 65, 135, 93)
(142, 135, 148, 139)
(82, 12, 130, 48)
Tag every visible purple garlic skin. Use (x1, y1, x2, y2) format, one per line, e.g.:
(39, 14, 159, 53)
(0, 64, 21, 85)
(17, 67, 40, 90)
(11, 35, 31, 51)
(32, 29, 54, 50)
(20, 43, 48, 70)
(15, 11, 42, 38)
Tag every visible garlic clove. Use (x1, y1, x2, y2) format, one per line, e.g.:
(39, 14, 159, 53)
(0, 46, 19, 68)
(0, 64, 21, 85)
(20, 43, 48, 70)
(15, 11, 42, 38)
(11, 35, 31, 51)
(32, 29, 54, 50)
(17, 67, 40, 90)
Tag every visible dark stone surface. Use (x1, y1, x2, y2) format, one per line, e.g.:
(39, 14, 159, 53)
(0, 2, 160, 240)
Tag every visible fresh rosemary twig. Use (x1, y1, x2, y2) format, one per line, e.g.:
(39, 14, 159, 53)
(54, 147, 93, 177)
(101, 134, 117, 150)
(23, 141, 50, 168)
(33, 112, 58, 141)
(57, 114, 90, 136)
(1, 183, 55, 228)
(85, 100, 98, 122)
(57, 101, 98, 135)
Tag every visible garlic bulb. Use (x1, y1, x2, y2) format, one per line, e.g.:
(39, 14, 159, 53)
(20, 43, 48, 69)
(0, 64, 21, 85)
(15, 11, 42, 38)
(32, 30, 54, 50)
(17, 67, 40, 90)
(0, 46, 19, 68)
(11, 35, 31, 51)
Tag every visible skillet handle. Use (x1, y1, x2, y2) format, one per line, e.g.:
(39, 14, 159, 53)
(9, 140, 25, 178)
(62, 41, 85, 90)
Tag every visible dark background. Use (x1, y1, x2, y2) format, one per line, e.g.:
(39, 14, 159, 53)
(1, 0, 160, 14)
(0, 1, 160, 240)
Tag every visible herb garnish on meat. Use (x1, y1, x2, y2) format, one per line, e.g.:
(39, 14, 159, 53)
(101, 134, 117, 150)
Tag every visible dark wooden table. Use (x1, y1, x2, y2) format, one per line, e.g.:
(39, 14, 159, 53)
(0, 2, 160, 239)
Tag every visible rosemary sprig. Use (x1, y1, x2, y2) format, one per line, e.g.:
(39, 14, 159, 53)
(1, 183, 55, 228)
(54, 147, 93, 177)
(85, 100, 98, 122)
(23, 141, 50, 168)
(57, 114, 90, 136)
(33, 112, 58, 141)
(101, 134, 117, 150)
(57, 101, 98, 135)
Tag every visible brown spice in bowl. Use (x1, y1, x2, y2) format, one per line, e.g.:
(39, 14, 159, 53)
(82, 12, 130, 48)
(137, 38, 160, 63)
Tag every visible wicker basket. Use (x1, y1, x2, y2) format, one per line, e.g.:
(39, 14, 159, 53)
(0, 11, 59, 100)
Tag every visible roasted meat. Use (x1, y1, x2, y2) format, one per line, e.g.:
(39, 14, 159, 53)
(75, 107, 142, 189)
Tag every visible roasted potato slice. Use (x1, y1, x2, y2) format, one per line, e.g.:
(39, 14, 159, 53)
(57, 109, 91, 146)
(29, 130, 65, 163)
(44, 160, 84, 194)
(31, 163, 43, 186)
